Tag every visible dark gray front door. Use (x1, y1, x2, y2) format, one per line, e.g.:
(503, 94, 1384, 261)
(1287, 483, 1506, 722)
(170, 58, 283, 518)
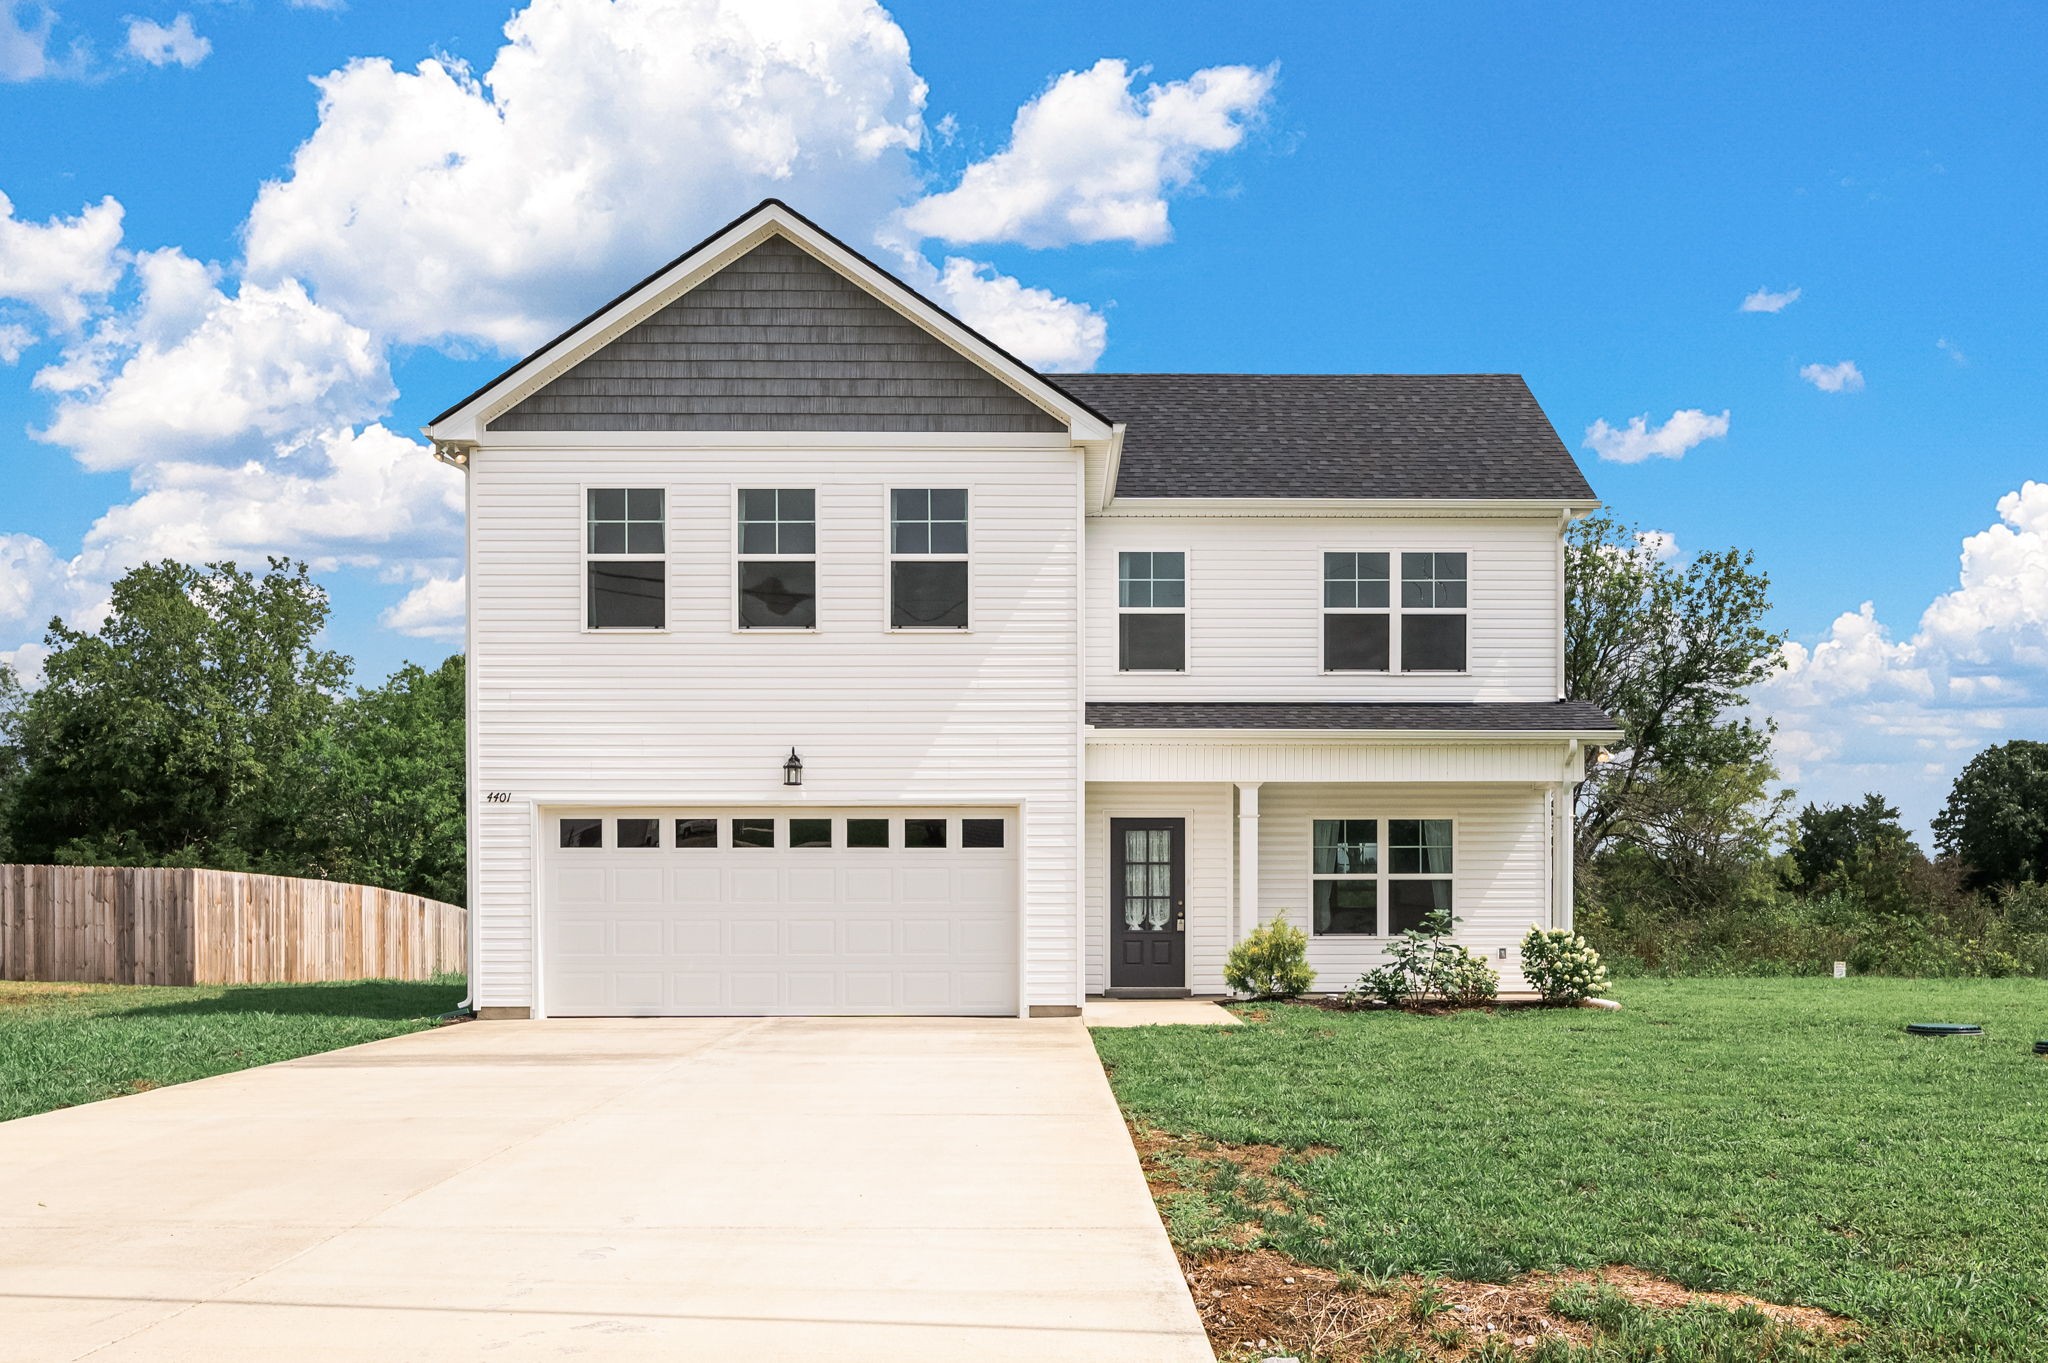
(1109, 818, 1186, 990)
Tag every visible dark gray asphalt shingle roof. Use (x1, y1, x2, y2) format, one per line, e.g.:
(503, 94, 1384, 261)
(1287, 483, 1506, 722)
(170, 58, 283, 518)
(1086, 701, 1620, 733)
(1054, 373, 1596, 501)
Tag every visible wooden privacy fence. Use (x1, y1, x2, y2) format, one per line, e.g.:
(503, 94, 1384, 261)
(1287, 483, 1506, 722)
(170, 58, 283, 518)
(0, 865, 466, 986)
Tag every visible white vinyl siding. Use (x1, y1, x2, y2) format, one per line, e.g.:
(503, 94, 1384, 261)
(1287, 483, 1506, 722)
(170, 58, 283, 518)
(468, 437, 1081, 1012)
(1256, 782, 1546, 992)
(1084, 782, 1233, 996)
(1087, 515, 1561, 701)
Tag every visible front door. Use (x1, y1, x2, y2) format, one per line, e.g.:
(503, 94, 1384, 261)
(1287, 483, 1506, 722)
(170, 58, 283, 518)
(1109, 818, 1186, 990)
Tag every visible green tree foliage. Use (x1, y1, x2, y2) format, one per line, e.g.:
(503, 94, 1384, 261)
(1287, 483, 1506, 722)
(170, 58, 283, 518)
(1790, 793, 1916, 888)
(310, 657, 467, 904)
(4, 559, 349, 868)
(1933, 740, 2048, 889)
(0, 559, 467, 904)
(1565, 513, 1787, 864)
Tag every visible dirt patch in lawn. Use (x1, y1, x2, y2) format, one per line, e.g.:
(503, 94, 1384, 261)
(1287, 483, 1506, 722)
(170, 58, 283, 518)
(1186, 1248, 1855, 1361)
(1127, 1124, 1853, 1360)
(0, 982, 107, 1010)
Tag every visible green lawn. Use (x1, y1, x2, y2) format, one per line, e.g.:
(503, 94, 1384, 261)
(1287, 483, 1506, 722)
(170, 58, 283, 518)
(1093, 979, 2048, 1363)
(0, 976, 467, 1121)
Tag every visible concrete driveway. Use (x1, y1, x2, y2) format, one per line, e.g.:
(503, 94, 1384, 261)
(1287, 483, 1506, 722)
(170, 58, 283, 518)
(0, 1017, 1212, 1362)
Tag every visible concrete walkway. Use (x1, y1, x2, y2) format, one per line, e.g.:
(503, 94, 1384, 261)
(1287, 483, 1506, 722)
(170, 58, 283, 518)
(0, 1017, 1212, 1362)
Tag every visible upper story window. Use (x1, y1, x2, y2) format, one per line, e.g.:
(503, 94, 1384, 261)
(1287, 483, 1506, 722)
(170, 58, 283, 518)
(1323, 552, 1391, 672)
(737, 489, 816, 629)
(1399, 552, 1467, 672)
(890, 488, 969, 628)
(1118, 551, 1186, 671)
(586, 488, 664, 630)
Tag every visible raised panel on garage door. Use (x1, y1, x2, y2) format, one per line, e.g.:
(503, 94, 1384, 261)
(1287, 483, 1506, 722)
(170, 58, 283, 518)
(542, 808, 1018, 1017)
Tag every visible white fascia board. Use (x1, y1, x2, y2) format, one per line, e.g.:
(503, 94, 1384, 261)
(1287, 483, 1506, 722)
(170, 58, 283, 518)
(1085, 727, 1626, 744)
(1096, 422, 1127, 512)
(425, 203, 1110, 446)
(474, 430, 1079, 450)
(1091, 496, 1603, 519)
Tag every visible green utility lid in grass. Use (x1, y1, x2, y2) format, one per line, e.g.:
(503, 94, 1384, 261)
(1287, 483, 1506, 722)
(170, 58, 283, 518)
(1906, 1023, 1984, 1037)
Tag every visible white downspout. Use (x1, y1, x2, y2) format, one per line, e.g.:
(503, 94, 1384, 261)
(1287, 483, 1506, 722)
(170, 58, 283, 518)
(1235, 782, 1262, 939)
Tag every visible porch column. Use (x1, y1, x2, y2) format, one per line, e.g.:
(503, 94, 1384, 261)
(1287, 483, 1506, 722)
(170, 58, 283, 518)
(1235, 782, 1262, 938)
(1554, 779, 1575, 931)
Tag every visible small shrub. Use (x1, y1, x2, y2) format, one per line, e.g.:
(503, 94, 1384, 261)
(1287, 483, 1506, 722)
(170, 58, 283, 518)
(1224, 920, 1315, 999)
(1520, 925, 1612, 1004)
(1349, 910, 1499, 1009)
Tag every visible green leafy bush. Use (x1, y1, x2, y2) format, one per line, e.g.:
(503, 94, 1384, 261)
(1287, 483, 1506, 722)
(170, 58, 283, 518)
(1223, 920, 1315, 999)
(1519, 925, 1611, 1003)
(1347, 910, 1498, 1008)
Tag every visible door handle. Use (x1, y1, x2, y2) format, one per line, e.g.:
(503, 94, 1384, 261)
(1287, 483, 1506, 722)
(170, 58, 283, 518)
(1174, 916, 1185, 931)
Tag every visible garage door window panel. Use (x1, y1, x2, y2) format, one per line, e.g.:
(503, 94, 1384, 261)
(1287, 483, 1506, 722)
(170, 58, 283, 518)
(733, 818, 776, 848)
(790, 818, 832, 848)
(962, 818, 1004, 849)
(586, 488, 665, 630)
(847, 818, 890, 848)
(904, 818, 948, 848)
(616, 818, 659, 849)
(560, 818, 602, 849)
(674, 818, 718, 848)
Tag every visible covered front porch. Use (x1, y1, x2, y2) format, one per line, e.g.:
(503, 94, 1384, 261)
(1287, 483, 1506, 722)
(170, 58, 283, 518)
(1081, 702, 1619, 999)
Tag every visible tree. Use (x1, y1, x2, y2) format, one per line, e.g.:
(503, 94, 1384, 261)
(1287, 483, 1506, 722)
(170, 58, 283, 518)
(310, 656, 467, 904)
(1565, 513, 1786, 863)
(1933, 741, 2048, 889)
(3, 558, 349, 869)
(1788, 793, 1919, 891)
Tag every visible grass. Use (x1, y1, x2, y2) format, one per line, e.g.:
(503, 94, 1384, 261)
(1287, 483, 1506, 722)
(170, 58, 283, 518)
(0, 976, 467, 1121)
(1092, 979, 2048, 1362)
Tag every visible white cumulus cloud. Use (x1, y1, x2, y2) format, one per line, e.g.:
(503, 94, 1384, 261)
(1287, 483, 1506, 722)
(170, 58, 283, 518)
(0, 190, 126, 329)
(897, 58, 1275, 249)
(1762, 480, 2048, 832)
(1, 0, 72, 81)
(1799, 360, 1864, 393)
(1582, 408, 1730, 464)
(922, 256, 1107, 371)
(125, 13, 209, 68)
(1739, 285, 1800, 313)
(381, 574, 467, 640)
(35, 260, 392, 470)
(242, 0, 931, 351)
(0, 320, 33, 362)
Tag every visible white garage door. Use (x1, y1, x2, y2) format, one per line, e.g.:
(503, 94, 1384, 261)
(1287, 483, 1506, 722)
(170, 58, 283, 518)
(542, 807, 1018, 1016)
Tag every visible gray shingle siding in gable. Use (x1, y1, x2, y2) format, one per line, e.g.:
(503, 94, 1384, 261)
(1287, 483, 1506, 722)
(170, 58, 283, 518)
(1058, 373, 1597, 501)
(489, 236, 1066, 434)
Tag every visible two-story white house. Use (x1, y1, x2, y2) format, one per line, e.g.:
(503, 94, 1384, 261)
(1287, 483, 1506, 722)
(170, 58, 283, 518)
(425, 199, 1619, 1019)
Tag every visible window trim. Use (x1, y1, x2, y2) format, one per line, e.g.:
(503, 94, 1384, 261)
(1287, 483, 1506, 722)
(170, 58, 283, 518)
(732, 486, 820, 633)
(884, 485, 974, 632)
(1116, 547, 1190, 673)
(1306, 813, 1458, 937)
(1314, 545, 1471, 676)
(581, 483, 669, 633)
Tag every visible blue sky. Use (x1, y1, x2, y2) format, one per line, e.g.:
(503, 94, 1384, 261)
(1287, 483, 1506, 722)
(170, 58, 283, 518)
(2, 0, 2043, 834)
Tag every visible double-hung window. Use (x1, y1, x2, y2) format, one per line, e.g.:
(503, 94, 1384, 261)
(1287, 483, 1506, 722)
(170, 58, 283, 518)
(890, 488, 969, 628)
(1400, 552, 1467, 671)
(1118, 551, 1186, 671)
(586, 488, 665, 629)
(737, 489, 817, 629)
(1323, 552, 1391, 671)
(1310, 816, 1454, 935)
(1386, 819, 1455, 931)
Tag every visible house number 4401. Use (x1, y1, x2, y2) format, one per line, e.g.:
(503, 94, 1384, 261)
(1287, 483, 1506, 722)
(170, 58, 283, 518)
(483, 791, 514, 803)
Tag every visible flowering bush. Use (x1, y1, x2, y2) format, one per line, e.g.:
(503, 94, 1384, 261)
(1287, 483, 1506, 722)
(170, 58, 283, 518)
(1224, 920, 1316, 999)
(1347, 910, 1498, 1009)
(1520, 925, 1611, 1003)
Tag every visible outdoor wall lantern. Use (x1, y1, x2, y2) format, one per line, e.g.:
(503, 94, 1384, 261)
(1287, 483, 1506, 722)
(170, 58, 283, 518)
(782, 748, 804, 787)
